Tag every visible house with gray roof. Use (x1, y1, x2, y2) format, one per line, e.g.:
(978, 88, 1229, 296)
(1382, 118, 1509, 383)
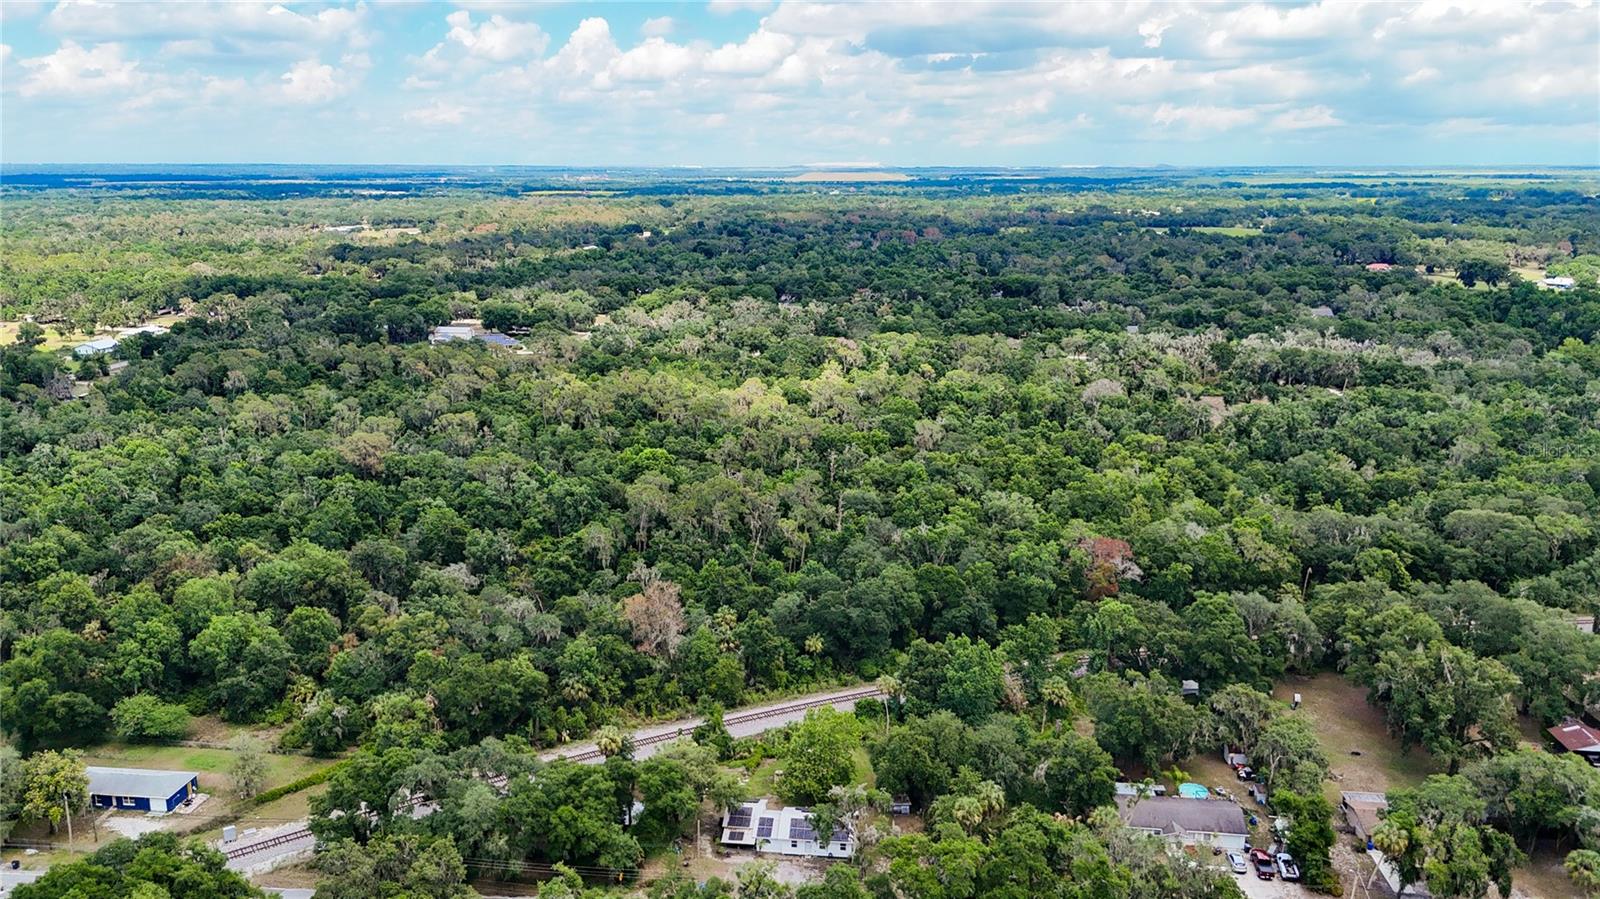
(1115, 795, 1249, 850)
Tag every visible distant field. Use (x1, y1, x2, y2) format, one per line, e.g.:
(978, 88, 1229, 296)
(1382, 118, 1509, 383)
(788, 171, 912, 182)
(1144, 225, 1262, 236)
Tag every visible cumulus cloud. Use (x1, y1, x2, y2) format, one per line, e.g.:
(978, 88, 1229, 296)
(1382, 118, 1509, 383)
(279, 58, 349, 104)
(440, 10, 547, 63)
(4, 0, 1597, 165)
(19, 40, 143, 98)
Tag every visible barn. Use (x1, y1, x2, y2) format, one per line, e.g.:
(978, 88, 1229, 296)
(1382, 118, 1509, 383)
(88, 766, 200, 814)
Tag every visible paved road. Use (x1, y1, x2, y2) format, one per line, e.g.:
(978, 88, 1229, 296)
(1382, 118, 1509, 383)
(0, 869, 44, 894)
(227, 684, 882, 876)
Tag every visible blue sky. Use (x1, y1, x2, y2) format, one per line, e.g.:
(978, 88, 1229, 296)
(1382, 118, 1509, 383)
(2, 1, 1597, 166)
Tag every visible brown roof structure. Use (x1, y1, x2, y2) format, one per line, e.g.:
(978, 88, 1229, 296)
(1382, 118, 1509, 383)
(1548, 718, 1600, 754)
(1340, 791, 1387, 840)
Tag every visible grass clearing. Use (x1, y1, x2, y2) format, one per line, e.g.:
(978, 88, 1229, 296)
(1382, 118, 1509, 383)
(81, 741, 337, 798)
(1272, 673, 1438, 804)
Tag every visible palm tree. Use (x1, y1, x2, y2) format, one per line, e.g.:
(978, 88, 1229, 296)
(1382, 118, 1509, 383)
(594, 725, 628, 759)
(804, 633, 825, 656)
(973, 780, 1006, 821)
(875, 675, 903, 735)
(1040, 677, 1075, 725)
(950, 795, 983, 832)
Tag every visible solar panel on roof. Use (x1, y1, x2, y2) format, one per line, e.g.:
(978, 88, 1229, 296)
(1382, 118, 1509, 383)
(788, 818, 817, 840)
(726, 806, 754, 828)
(756, 817, 774, 838)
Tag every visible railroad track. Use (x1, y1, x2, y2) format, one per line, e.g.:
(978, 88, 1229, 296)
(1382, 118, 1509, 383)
(223, 826, 314, 860)
(224, 686, 882, 864)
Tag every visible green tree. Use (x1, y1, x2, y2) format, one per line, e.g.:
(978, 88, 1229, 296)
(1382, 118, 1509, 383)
(1371, 641, 1519, 773)
(781, 707, 862, 805)
(12, 833, 263, 899)
(1273, 789, 1339, 892)
(1373, 775, 1521, 899)
(1042, 733, 1119, 818)
(227, 734, 269, 799)
(21, 749, 88, 836)
(109, 695, 191, 742)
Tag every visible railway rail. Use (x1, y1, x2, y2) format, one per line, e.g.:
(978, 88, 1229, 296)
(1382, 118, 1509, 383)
(221, 686, 883, 869)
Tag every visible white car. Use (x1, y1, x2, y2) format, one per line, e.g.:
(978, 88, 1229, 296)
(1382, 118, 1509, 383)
(1276, 853, 1301, 881)
(1226, 850, 1249, 875)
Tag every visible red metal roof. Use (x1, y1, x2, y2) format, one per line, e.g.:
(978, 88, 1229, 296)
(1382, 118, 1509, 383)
(1548, 718, 1600, 753)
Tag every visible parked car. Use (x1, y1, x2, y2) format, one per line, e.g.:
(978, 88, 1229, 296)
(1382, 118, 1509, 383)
(1235, 765, 1255, 781)
(1276, 853, 1301, 881)
(1250, 849, 1276, 880)
(1226, 850, 1249, 875)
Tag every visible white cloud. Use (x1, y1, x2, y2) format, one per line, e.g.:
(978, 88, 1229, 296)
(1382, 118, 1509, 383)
(1401, 66, 1439, 85)
(612, 38, 697, 82)
(440, 10, 547, 62)
(708, 0, 775, 14)
(404, 101, 468, 126)
(1148, 102, 1258, 131)
(705, 29, 794, 75)
(1268, 104, 1342, 131)
(19, 40, 142, 98)
(45, 0, 369, 50)
(546, 17, 619, 83)
(641, 16, 675, 38)
(279, 58, 348, 104)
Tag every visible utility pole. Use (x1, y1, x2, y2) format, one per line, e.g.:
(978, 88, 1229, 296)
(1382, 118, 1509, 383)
(61, 791, 73, 848)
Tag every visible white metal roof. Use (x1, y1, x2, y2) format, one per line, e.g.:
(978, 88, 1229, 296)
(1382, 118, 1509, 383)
(87, 766, 197, 800)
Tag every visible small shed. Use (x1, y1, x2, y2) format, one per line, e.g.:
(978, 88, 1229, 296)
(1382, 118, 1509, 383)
(1340, 791, 1388, 843)
(88, 766, 200, 814)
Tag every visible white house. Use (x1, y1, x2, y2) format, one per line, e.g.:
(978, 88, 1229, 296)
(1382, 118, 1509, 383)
(73, 337, 119, 357)
(1541, 276, 1576, 291)
(1115, 796, 1249, 850)
(429, 325, 476, 344)
(720, 798, 854, 859)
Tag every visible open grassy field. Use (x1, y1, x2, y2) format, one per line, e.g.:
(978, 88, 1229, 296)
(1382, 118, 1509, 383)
(1271, 672, 1438, 803)
(80, 741, 337, 798)
(0, 321, 94, 351)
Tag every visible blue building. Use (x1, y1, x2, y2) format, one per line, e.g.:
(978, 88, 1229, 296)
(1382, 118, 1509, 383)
(87, 766, 200, 814)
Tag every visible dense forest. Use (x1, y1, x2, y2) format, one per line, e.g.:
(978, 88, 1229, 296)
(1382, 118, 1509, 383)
(2, 171, 1599, 899)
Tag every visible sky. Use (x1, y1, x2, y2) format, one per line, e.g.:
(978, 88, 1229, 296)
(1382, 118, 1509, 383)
(1, 0, 1597, 167)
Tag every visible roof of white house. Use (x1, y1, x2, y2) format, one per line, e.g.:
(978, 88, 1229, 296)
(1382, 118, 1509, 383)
(117, 325, 169, 337)
(87, 766, 197, 799)
(1115, 796, 1249, 836)
(75, 337, 119, 353)
(1542, 276, 1576, 288)
(721, 798, 850, 847)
